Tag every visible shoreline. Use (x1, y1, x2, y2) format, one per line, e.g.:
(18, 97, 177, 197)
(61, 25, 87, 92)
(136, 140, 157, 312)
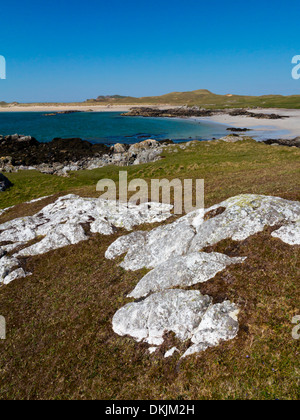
(0, 105, 299, 140)
(193, 108, 300, 140)
(0, 104, 174, 113)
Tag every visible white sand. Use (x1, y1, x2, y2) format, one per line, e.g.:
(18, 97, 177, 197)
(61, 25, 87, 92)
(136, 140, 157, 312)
(0, 104, 172, 113)
(196, 109, 300, 140)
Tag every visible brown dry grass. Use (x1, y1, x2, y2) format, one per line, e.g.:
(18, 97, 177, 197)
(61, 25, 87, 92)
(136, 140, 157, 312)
(0, 140, 299, 400)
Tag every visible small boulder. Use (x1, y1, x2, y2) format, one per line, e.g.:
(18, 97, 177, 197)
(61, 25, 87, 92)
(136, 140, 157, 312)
(111, 143, 128, 154)
(0, 173, 12, 192)
(128, 139, 159, 154)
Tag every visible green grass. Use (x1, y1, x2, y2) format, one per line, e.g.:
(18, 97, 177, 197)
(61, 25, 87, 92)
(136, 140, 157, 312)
(1, 139, 299, 211)
(0, 139, 299, 400)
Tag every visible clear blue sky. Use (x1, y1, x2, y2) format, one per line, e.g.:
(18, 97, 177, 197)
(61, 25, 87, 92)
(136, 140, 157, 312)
(0, 0, 299, 102)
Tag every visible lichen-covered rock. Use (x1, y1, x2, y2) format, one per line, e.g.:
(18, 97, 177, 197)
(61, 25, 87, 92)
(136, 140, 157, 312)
(105, 209, 204, 270)
(271, 219, 300, 245)
(107, 194, 300, 358)
(0, 255, 27, 285)
(128, 139, 159, 153)
(190, 195, 300, 252)
(112, 290, 212, 346)
(0, 195, 172, 255)
(17, 223, 88, 257)
(0, 195, 172, 283)
(112, 290, 239, 357)
(182, 301, 239, 357)
(128, 252, 246, 299)
(106, 195, 300, 271)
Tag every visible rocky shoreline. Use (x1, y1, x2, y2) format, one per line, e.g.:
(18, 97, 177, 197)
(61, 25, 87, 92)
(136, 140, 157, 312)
(1, 131, 299, 182)
(122, 107, 288, 120)
(0, 134, 173, 177)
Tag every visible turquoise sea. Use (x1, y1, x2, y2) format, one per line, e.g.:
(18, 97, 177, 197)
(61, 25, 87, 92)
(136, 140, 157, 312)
(0, 112, 230, 144)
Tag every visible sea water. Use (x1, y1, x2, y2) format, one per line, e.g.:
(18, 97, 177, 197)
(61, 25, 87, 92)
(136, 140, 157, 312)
(0, 112, 230, 144)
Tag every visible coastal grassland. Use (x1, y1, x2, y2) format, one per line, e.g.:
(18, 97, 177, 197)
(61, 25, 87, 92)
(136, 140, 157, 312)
(0, 139, 299, 400)
(114, 90, 300, 109)
(1, 139, 299, 213)
(2, 89, 300, 109)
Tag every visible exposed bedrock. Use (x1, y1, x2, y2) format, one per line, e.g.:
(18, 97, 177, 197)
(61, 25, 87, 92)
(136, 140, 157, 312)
(122, 107, 287, 120)
(112, 290, 239, 358)
(107, 194, 300, 358)
(0, 136, 170, 176)
(0, 195, 173, 285)
(1, 193, 299, 358)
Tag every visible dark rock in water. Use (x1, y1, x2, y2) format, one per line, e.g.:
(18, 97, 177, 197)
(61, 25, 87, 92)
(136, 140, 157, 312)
(0, 134, 166, 176)
(43, 110, 84, 116)
(0, 134, 110, 166)
(229, 110, 286, 120)
(0, 173, 12, 192)
(227, 127, 251, 132)
(158, 139, 174, 145)
(263, 137, 300, 148)
(122, 107, 287, 120)
(122, 107, 214, 118)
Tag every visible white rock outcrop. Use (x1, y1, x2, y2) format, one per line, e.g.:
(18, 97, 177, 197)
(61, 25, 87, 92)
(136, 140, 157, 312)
(128, 252, 246, 299)
(106, 195, 300, 271)
(112, 290, 239, 357)
(0, 194, 173, 284)
(107, 194, 300, 357)
(189, 195, 300, 251)
(164, 347, 179, 358)
(0, 253, 27, 285)
(271, 219, 300, 245)
(105, 209, 204, 270)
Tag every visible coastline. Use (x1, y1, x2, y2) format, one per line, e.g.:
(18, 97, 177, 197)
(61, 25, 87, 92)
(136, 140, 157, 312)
(0, 104, 299, 140)
(194, 108, 300, 140)
(0, 104, 174, 113)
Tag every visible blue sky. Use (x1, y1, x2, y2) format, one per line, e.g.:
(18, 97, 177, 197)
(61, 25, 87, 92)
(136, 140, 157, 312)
(0, 0, 299, 102)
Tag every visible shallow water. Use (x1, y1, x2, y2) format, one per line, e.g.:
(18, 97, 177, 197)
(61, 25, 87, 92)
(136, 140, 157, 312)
(0, 112, 230, 144)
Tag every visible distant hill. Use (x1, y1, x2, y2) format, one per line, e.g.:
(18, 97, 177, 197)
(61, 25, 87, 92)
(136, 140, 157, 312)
(86, 89, 300, 109)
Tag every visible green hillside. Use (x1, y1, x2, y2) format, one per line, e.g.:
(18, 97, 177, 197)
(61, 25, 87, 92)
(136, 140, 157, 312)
(2, 89, 300, 109)
(86, 89, 300, 109)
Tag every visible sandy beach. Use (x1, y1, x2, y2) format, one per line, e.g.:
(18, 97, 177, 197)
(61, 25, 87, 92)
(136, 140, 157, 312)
(196, 108, 300, 139)
(0, 104, 172, 113)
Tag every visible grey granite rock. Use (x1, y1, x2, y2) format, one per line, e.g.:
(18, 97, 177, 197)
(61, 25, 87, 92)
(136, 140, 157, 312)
(0, 195, 172, 283)
(128, 252, 246, 299)
(107, 194, 300, 358)
(112, 289, 239, 357)
(271, 219, 300, 245)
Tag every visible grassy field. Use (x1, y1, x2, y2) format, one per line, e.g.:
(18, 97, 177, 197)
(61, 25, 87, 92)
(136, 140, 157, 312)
(0, 139, 299, 400)
(87, 89, 300, 109)
(2, 89, 300, 110)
